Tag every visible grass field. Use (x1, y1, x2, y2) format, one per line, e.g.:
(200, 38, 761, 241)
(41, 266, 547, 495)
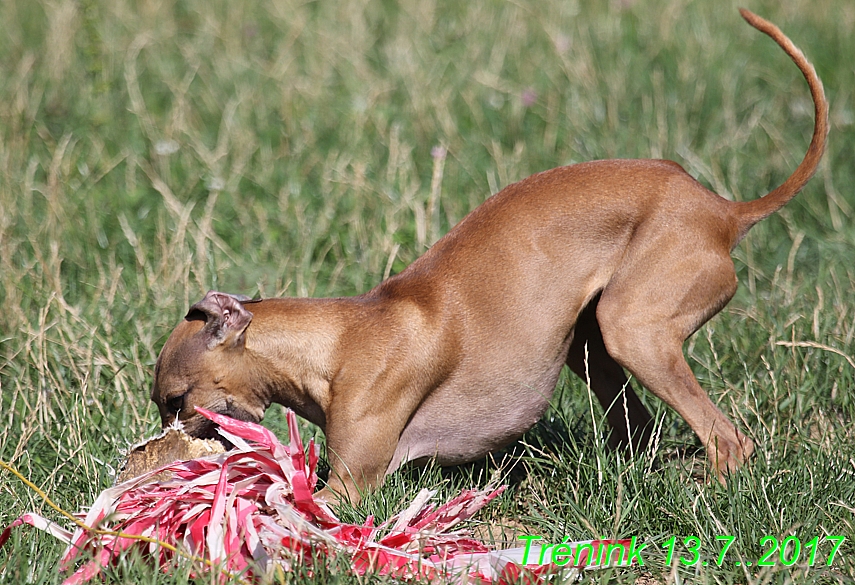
(1, 0, 854, 582)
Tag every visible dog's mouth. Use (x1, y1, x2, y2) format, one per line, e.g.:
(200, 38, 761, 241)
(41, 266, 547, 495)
(177, 415, 229, 448)
(193, 419, 236, 450)
(181, 404, 262, 450)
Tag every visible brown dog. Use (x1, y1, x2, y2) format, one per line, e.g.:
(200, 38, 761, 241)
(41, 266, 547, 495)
(152, 9, 827, 503)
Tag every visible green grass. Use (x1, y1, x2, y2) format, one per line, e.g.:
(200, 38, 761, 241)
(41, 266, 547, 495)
(1, 0, 854, 583)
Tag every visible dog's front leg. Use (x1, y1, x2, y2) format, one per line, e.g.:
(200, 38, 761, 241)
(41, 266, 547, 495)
(315, 407, 405, 504)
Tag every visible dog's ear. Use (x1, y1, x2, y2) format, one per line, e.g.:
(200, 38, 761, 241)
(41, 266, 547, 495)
(186, 290, 253, 349)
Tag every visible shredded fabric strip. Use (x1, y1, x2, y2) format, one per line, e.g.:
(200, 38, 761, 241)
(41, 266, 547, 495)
(2, 409, 631, 584)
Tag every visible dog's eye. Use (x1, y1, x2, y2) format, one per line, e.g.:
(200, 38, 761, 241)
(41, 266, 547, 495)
(166, 394, 185, 414)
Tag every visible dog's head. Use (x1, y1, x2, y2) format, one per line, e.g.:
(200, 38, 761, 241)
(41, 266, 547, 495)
(151, 291, 268, 442)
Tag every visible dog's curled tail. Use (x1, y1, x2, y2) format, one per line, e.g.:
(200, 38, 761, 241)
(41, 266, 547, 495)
(732, 8, 828, 243)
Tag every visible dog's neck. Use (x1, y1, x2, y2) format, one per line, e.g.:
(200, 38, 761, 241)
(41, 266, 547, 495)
(241, 297, 372, 430)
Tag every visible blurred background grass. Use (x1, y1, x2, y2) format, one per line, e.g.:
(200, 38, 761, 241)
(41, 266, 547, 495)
(0, 0, 853, 582)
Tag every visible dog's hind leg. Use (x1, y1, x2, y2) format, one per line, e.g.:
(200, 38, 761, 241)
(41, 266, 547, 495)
(566, 295, 654, 451)
(595, 251, 754, 477)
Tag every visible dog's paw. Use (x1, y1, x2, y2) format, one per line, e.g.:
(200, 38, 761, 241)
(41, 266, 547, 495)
(709, 431, 755, 479)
